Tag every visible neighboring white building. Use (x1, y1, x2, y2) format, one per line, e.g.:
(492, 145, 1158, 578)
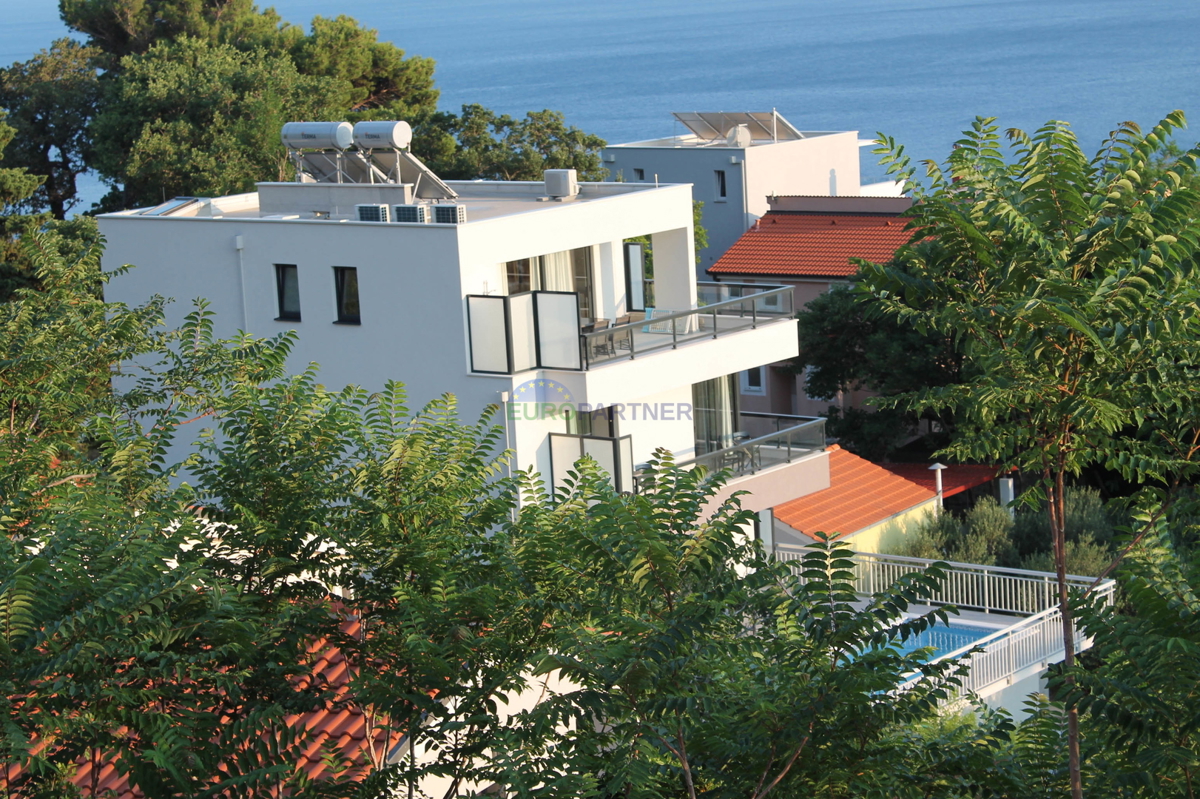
(602, 111, 898, 275)
(99, 121, 831, 514)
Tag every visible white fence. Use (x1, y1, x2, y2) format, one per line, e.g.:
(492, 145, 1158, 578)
(774, 548, 1117, 701)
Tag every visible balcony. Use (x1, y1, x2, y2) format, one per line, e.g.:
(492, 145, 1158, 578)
(633, 413, 826, 492)
(465, 282, 794, 375)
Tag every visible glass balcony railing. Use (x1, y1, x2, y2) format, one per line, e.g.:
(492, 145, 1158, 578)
(636, 414, 826, 489)
(580, 284, 794, 368)
(467, 283, 794, 375)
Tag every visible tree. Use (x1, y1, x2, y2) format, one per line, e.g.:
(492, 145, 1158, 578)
(860, 113, 1200, 797)
(414, 103, 607, 182)
(512, 456, 965, 798)
(59, 0, 301, 66)
(90, 36, 348, 209)
(1065, 511, 1200, 798)
(0, 117, 45, 299)
(789, 248, 964, 459)
(292, 15, 437, 117)
(0, 39, 101, 220)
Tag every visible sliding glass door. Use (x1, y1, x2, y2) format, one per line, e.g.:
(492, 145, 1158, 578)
(505, 247, 595, 320)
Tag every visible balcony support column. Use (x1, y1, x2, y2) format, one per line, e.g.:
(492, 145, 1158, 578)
(649, 227, 697, 310)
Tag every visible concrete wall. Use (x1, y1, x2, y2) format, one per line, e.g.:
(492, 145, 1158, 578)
(843, 500, 937, 554)
(704, 449, 830, 515)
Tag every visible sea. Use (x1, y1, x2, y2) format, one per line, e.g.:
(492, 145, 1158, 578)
(5, 0, 1200, 209)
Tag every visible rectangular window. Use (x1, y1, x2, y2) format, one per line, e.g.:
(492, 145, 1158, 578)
(333, 267, 361, 324)
(506, 258, 535, 294)
(634, 168, 645, 181)
(566, 405, 618, 438)
(570, 247, 595, 320)
(275, 264, 300, 321)
(715, 170, 727, 199)
(741, 367, 765, 395)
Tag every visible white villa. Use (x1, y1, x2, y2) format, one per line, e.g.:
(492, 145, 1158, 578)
(99, 120, 831, 521)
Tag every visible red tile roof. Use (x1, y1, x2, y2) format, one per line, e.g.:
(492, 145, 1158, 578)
(4, 617, 402, 797)
(774, 445, 936, 539)
(877, 462, 999, 499)
(708, 212, 912, 277)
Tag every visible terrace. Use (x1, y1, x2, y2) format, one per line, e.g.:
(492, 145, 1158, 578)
(467, 282, 794, 375)
(774, 548, 1118, 713)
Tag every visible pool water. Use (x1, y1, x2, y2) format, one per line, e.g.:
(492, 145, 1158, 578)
(895, 623, 994, 660)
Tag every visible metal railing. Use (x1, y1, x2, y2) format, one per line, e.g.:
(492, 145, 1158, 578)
(696, 280, 789, 308)
(635, 415, 825, 491)
(773, 548, 1118, 701)
(773, 548, 1104, 615)
(581, 284, 794, 368)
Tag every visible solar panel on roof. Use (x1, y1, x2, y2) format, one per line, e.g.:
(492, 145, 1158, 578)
(671, 111, 805, 142)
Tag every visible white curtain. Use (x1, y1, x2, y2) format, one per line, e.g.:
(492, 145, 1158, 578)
(692, 374, 740, 453)
(540, 250, 574, 293)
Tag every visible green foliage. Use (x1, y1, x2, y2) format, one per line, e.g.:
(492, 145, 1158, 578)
(865, 113, 1200, 793)
(292, 15, 437, 116)
(0, 229, 162, 508)
(411, 103, 607, 182)
(514, 456, 964, 798)
(865, 113, 1200, 496)
(41, 0, 604, 210)
(59, 0, 301, 65)
(0, 39, 101, 219)
(895, 489, 1120, 576)
(90, 37, 347, 209)
(792, 246, 963, 459)
(1063, 515, 1200, 797)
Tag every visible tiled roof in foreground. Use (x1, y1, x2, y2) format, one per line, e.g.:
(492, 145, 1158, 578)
(774, 445, 936, 539)
(708, 212, 912, 277)
(4, 617, 401, 797)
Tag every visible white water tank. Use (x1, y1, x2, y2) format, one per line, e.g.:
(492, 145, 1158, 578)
(726, 124, 753, 148)
(281, 121, 353, 151)
(353, 120, 413, 150)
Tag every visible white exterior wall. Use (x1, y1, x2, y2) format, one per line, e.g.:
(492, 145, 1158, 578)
(100, 180, 809, 498)
(743, 132, 861, 221)
(603, 131, 862, 273)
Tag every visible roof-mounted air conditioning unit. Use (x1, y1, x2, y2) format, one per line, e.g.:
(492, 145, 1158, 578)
(544, 169, 579, 200)
(393, 204, 430, 224)
(433, 204, 467, 224)
(356, 203, 390, 223)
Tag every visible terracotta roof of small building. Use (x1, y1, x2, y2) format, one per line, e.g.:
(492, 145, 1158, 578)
(708, 212, 912, 277)
(774, 445, 936, 539)
(4, 617, 402, 797)
(877, 462, 999, 499)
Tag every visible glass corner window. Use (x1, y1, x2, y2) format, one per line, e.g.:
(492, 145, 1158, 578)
(275, 264, 301, 321)
(333, 266, 361, 324)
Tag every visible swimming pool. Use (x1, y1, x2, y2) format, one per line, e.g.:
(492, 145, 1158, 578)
(895, 623, 997, 660)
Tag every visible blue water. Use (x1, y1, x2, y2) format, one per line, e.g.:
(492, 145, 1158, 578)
(896, 622, 992, 659)
(7, 0, 1200, 206)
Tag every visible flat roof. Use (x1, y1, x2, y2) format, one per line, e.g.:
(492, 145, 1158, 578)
(607, 130, 846, 149)
(100, 179, 689, 224)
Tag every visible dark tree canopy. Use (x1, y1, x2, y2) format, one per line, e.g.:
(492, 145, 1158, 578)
(0, 39, 100, 220)
(790, 242, 963, 459)
(90, 37, 348, 208)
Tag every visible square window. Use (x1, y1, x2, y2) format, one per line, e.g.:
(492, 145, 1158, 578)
(634, 168, 645, 181)
(333, 266, 361, 324)
(741, 367, 765, 395)
(275, 264, 300, 321)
